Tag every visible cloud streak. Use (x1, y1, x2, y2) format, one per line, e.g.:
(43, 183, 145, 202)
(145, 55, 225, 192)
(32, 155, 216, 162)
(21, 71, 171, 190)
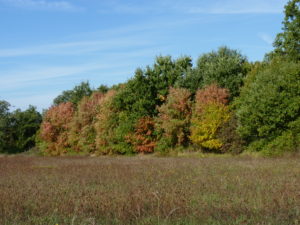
(258, 33, 274, 45)
(0, 0, 82, 11)
(0, 62, 128, 89)
(105, 0, 286, 15)
(0, 37, 153, 57)
(184, 0, 287, 14)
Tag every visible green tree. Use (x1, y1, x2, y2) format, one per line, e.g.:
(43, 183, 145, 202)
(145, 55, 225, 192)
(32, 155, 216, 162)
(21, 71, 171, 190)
(273, 0, 300, 61)
(175, 68, 202, 96)
(236, 58, 300, 153)
(113, 56, 193, 117)
(10, 106, 42, 153)
(0, 101, 11, 153)
(0, 102, 42, 153)
(97, 84, 109, 94)
(53, 81, 93, 106)
(196, 46, 248, 98)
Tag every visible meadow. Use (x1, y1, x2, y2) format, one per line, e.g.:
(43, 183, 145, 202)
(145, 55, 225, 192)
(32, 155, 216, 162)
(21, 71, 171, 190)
(0, 155, 299, 225)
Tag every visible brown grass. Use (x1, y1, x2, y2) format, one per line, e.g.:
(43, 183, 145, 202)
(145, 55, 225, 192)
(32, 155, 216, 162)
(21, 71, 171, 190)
(0, 155, 299, 225)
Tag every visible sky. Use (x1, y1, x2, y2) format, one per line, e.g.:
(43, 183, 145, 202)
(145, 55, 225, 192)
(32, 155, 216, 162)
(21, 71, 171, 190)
(0, 0, 288, 111)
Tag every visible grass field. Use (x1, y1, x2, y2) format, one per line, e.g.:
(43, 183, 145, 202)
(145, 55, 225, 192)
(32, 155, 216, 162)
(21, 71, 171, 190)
(0, 155, 299, 225)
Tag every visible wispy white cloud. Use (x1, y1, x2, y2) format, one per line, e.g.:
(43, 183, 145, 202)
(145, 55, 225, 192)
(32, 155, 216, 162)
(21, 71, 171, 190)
(258, 33, 274, 45)
(0, 45, 168, 89)
(97, 0, 163, 14)
(0, 37, 153, 57)
(133, 0, 287, 14)
(185, 0, 286, 14)
(0, 16, 187, 58)
(0, 62, 126, 88)
(0, 0, 82, 11)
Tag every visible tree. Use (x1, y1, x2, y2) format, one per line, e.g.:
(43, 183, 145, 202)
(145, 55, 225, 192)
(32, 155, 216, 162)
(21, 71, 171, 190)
(236, 58, 300, 153)
(109, 56, 193, 153)
(68, 92, 104, 153)
(0, 101, 11, 152)
(39, 102, 75, 155)
(113, 56, 193, 117)
(0, 102, 42, 153)
(190, 84, 230, 151)
(126, 116, 156, 153)
(53, 81, 93, 106)
(273, 0, 300, 61)
(196, 47, 248, 98)
(155, 87, 192, 151)
(97, 84, 109, 94)
(9, 106, 42, 153)
(94, 90, 121, 154)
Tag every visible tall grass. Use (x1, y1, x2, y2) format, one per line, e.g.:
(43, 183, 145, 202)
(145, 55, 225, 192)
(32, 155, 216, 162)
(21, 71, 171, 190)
(0, 155, 299, 225)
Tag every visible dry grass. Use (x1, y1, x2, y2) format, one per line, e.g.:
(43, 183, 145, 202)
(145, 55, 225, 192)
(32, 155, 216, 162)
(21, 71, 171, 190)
(0, 155, 299, 225)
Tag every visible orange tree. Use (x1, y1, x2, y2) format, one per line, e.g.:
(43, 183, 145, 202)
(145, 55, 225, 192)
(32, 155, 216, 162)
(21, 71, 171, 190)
(39, 102, 75, 155)
(126, 116, 156, 153)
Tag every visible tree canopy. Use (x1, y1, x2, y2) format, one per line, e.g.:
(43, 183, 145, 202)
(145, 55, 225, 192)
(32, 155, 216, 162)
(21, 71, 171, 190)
(273, 0, 300, 61)
(196, 47, 248, 99)
(53, 81, 93, 106)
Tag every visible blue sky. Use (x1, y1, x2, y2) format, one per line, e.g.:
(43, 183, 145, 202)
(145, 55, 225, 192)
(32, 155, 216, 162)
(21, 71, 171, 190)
(0, 0, 288, 111)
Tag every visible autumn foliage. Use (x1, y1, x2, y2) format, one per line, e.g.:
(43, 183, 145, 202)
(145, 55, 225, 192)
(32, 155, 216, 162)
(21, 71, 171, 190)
(156, 87, 192, 151)
(94, 90, 118, 154)
(190, 84, 230, 150)
(36, 15, 300, 156)
(68, 92, 104, 153)
(126, 116, 156, 153)
(40, 102, 75, 155)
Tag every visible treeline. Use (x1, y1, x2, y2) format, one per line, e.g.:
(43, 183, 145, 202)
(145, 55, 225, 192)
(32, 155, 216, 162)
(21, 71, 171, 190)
(0, 102, 41, 153)
(1, 0, 300, 156)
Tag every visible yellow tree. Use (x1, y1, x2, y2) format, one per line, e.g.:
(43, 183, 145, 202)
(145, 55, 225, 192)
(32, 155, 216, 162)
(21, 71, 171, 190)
(190, 84, 230, 150)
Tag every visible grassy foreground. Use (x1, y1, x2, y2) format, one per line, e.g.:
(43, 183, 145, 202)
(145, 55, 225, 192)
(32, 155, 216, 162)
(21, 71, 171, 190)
(0, 155, 299, 225)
